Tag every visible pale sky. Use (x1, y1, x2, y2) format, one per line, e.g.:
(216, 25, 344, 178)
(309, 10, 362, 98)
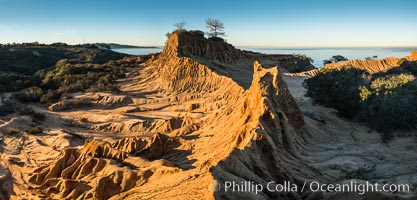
(0, 0, 416, 47)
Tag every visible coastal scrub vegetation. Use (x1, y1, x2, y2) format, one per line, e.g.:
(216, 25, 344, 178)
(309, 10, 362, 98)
(0, 43, 129, 104)
(14, 59, 126, 104)
(305, 63, 417, 141)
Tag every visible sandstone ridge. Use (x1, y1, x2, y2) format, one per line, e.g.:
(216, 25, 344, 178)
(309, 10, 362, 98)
(21, 32, 315, 199)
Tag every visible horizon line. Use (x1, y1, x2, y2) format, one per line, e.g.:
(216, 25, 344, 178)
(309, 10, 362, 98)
(1, 41, 417, 49)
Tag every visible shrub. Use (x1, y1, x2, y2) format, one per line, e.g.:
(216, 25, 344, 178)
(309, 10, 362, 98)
(0, 99, 15, 116)
(323, 55, 348, 65)
(0, 73, 34, 93)
(370, 74, 415, 94)
(17, 106, 34, 115)
(0, 45, 129, 107)
(286, 54, 315, 73)
(359, 85, 372, 102)
(15, 87, 43, 102)
(306, 68, 417, 141)
(1, 128, 19, 135)
(41, 59, 125, 98)
(24, 126, 44, 135)
(398, 60, 417, 76)
(32, 112, 46, 121)
(188, 30, 205, 37)
(365, 77, 417, 134)
(80, 118, 89, 123)
(0, 44, 127, 95)
(305, 68, 369, 118)
(40, 90, 61, 104)
(368, 92, 417, 134)
(208, 37, 225, 42)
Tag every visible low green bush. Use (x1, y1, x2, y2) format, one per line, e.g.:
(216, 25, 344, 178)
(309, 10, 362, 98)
(32, 112, 46, 121)
(41, 59, 125, 96)
(0, 73, 35, 93)
(398, 60, 417, 76)
(1, 128, 19, 135)
(0, 99, 15, 116)
(0, 44, 128, 100)
(24, 126, 44, 135)
(80, 118, 89, 123)
(305, 67, 417, 141)
(305, 68, 369, 118)
(15, 87, 43, 102)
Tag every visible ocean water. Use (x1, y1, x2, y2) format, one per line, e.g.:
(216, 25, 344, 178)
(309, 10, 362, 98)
(113, 47, 163, 55)
(113, 47, 417, 68)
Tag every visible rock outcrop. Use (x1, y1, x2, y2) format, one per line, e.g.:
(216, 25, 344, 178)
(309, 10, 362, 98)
(27, 32, 314, 199)
(323, 51, 417, 74)
(404, 50, 417, 61)
(325, 57, 400, 74)
(157, 31, 314, 88)
(291, 51, 417, 78)
(28, 133, 173, 200)
(212, 61, 310, 199)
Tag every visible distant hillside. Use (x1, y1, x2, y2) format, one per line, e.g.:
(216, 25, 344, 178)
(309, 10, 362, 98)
(0, 44, 127, 75)
(0, 43, 128, 92)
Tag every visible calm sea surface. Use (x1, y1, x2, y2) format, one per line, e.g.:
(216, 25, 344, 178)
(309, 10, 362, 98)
(113, 47, 417, 68)
(113, 47, 162, 55)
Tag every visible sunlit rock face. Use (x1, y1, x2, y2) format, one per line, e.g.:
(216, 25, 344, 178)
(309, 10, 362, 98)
(9, 31, 314, 199)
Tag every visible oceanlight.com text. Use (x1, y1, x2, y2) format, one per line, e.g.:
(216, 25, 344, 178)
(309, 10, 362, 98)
(215, 180, 410, 195)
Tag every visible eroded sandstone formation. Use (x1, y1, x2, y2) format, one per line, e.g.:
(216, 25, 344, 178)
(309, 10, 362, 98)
(5, 31, 414, 200)
(289, 50, 417, 78)
(324, 50, 417, 74)
(21, 32, 315, 199)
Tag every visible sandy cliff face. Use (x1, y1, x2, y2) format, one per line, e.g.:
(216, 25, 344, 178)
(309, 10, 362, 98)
(324, 50, 417, 74)
(174, 31, 245, 64)
(8, 32, 315, 199)
(174, 31, 315, 71)
(404, 50, 417, 61)
(212, 62, 311, 199)
(158, 32, 315, 88)
(290, 50, 417, 78)
(325, 57, 400, 74)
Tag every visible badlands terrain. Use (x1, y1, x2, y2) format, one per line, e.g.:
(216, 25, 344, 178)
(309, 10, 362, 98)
(1, 31, 417, 200)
